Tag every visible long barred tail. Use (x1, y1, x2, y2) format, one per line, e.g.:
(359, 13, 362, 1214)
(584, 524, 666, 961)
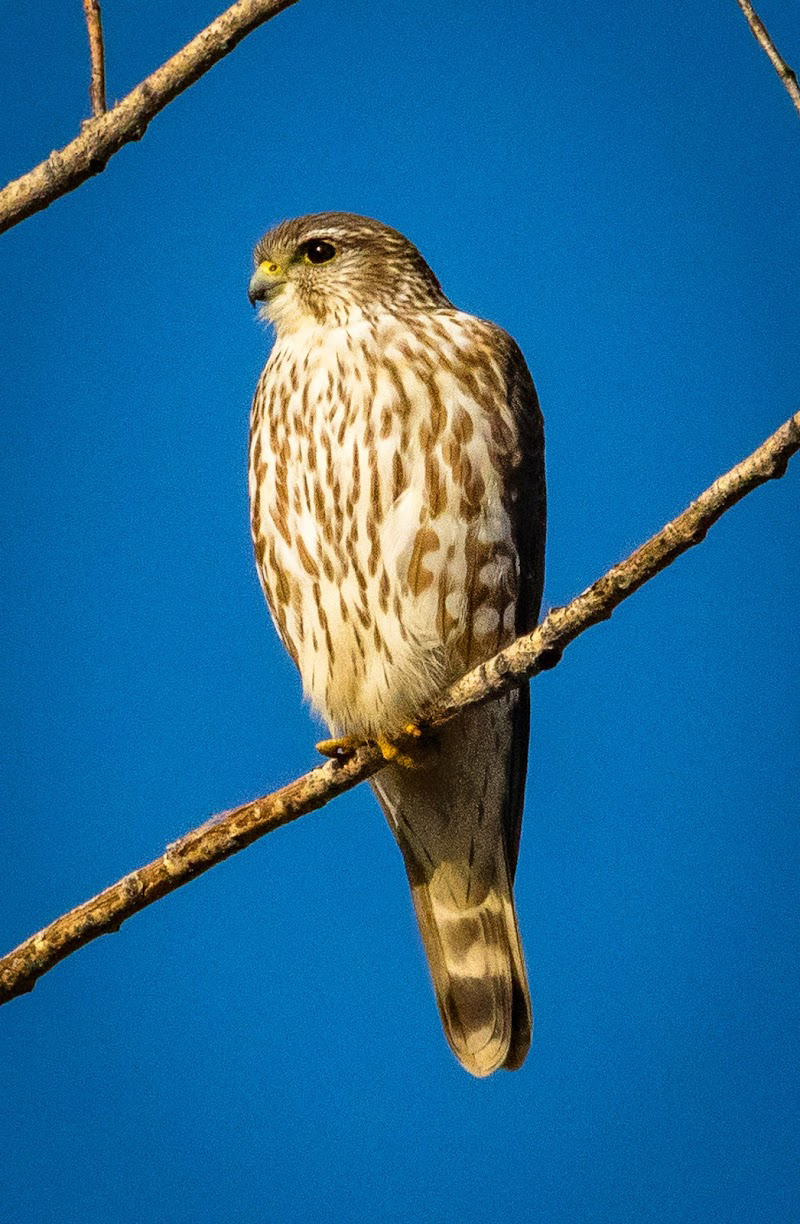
(409, 856, 531, 1077)
(371, 699, 533, 1077)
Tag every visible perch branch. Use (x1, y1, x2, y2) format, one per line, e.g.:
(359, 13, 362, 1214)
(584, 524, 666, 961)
(1, 410, 797, 1007)
(0, 0, 298, 235)
(81, 0, 107, 116)
(735, 0, 800, 118)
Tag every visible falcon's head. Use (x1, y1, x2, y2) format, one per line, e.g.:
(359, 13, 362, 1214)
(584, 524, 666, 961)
(248, 212, 449, 331)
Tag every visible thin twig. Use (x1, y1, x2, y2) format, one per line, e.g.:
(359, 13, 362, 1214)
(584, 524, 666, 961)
(735, 0, 800, 118)
(81, 0, 107, 116)
(1, 410, 797, 1007)
(0, 0, 298, 235)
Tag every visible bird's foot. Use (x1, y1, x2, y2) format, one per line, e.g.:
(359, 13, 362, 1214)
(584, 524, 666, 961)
(316, 724, 431, 769)
(376, 724, 430, 769)
(315, 734, 363, 761)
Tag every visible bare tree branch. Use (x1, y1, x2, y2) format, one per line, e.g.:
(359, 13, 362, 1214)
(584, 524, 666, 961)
(428, 411, 800, 727)
(0, 0, 298, 235)
(735, 0, 800, 118)
(81, 0, 107, 117)
(1, 410, 797, 1008)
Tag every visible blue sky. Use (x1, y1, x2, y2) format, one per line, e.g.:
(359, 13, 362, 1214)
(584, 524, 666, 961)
(1, 1, 799, 1220)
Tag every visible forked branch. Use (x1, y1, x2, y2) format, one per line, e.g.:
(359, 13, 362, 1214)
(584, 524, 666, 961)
(0, 0, 298, 235)
(0, 410, 797, 1007)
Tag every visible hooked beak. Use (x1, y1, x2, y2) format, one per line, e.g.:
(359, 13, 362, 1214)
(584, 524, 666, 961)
(248, 260, 284, 306)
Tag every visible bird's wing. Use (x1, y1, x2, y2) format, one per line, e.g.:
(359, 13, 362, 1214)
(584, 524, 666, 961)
(372, 321, 546, 1077)
(500, 334, 546, 878)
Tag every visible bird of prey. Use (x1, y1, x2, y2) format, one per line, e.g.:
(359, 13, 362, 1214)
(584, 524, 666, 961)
(248, 213, 546, 1076)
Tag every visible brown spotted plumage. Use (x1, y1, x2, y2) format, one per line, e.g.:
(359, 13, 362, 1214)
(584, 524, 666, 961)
(248, 213, 546, 1076)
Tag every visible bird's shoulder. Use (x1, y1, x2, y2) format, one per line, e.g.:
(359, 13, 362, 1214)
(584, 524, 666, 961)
(418, 308, 541, 435)
(411, 309, 537, 395)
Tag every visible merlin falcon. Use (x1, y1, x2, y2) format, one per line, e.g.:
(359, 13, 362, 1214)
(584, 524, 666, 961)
(248, 213, 546, 1077)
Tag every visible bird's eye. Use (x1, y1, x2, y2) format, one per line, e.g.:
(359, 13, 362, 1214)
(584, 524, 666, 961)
(301, 239, 336, 265)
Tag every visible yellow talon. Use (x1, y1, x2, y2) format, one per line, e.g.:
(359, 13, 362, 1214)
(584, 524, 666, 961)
(317, 725, 431, 769)
(376, 734, 399, 761)
(376, 734, 417, 768)
(315, 734, 362, 760)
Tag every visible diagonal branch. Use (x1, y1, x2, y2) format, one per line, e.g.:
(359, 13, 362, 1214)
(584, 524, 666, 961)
(735, 0, 800, 118)
(1, 410, 797, 1008)
(0, 0, 298, 235)
(81, 0, 107, 117)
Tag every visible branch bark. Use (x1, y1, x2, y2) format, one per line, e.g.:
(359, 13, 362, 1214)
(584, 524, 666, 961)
(1, 410, 797, 1007)
(81, 0, 107, 117)
(0, 0, 298, 235)
(735, 0, 800, 118)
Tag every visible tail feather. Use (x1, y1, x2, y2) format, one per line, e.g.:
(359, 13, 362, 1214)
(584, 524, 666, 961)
(371, 699, 532, 1077)
(410, 864, 531, 1077)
